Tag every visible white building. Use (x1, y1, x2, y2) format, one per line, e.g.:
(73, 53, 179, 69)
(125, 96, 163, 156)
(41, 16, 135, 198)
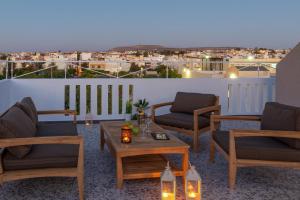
(80, 52, 92, 61)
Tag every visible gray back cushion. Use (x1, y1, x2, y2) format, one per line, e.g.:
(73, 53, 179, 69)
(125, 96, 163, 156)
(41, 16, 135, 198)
(19, 97, 38, 126)
(170, 92, 216, 114)
(261, 102, 300, 149)
(0, 105, 36, 158)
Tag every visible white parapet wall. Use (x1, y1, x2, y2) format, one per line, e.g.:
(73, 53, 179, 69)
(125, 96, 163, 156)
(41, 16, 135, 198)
(0, 80, 11, 113)
(0, 78, 275, 121)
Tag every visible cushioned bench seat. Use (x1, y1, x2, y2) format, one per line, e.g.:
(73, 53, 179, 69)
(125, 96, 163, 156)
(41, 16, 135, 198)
(2, 122, 79, 171)
(37, 122, 78, 137)
(213, 130, 300, 162)
(155, 113, 210, 130)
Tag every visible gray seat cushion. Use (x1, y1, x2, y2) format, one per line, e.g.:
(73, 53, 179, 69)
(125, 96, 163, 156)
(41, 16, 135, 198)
(3, 121, 79, 171)
(170, 92, 216, 115)
(213, 131, 300, 162)
(36, 122, 78, 137)
(0, 105, 36, 158)
(261, 102, 300, 149)
(3, 144, 79, 171)
(20, 97, 38, 126)
(155, 113, 210, 130)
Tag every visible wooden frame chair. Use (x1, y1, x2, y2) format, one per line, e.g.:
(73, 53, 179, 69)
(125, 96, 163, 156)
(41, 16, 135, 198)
(0, 110, 84, 200)
(210, 115, 300, 189)
(152, 96, 221, 152)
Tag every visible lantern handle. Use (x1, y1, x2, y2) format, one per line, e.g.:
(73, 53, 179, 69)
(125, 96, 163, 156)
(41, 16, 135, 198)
(166, 161, 170, 170)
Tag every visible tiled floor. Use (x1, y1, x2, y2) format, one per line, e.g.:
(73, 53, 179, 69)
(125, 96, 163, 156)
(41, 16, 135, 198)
(0, 121, 299, 200)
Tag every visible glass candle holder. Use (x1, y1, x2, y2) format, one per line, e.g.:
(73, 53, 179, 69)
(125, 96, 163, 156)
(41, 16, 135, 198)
(121, 127, 132, 144)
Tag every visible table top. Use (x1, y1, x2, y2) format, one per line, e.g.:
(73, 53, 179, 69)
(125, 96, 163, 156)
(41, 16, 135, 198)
(100, 121, 189, 153)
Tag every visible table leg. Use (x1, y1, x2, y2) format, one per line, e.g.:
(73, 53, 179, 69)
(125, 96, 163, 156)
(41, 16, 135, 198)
(182, 149, 189, 188)
(100, 126, 105, 151)
(116, 155, 123, 189)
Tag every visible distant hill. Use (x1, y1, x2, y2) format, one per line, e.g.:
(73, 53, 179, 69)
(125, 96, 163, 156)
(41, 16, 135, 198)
(110, 45, 166, 52)
(109, 45, 245, 52)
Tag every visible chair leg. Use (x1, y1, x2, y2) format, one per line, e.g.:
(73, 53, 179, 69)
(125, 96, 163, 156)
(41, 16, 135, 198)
(209, 140, 215, 163)
(193, 129, 199, 152)
(77, 173, 84, 200)
(228, 161, 237, 190)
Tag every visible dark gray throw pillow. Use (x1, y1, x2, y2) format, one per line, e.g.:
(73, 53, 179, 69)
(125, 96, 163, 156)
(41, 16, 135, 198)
(0, 105, 36, 158)
(170, 92, 216, 114)
(261, 102, 296, 131)
(261, 102, 300, 149)
(20, 97, 38, 126)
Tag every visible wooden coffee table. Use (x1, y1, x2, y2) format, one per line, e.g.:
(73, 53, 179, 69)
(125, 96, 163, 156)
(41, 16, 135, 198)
(100, 121, 190, 188)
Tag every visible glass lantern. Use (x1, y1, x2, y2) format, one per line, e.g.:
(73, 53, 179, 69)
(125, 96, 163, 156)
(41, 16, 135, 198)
(185, 164, 201, 200)
(85, 112, 93, 127)
(121, 126, 132, 144)
(161, 162, 176, 200)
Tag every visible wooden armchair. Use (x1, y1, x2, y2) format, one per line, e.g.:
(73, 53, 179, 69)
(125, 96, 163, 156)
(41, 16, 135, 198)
(0, 97, 84, 200)
(152, 92, 221, 151)
(210, 111, 300, 189)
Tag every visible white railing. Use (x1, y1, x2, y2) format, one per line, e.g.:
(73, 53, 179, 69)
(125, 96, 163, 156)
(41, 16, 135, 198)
(0, 78, 275, 121)
(0, 60, 227, 79)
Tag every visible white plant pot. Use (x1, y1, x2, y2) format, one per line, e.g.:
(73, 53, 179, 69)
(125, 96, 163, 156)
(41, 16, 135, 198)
(124, 114, 131, 121)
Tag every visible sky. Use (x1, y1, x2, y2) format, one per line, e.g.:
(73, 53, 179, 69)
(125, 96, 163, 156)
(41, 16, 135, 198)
(0, 0, 299, 52)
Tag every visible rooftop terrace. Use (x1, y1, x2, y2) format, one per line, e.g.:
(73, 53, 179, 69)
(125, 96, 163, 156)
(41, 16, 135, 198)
(0, 42, 300, 199)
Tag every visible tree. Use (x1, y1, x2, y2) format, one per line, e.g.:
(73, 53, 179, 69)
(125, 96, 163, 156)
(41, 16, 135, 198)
(0, 54, 7, 60)
(159, 50, 174, 56)
(155, 65, 181, 78)
(143, 51, 149, 57)
(135, 51, 142, 57)
(129, 63, 140, 72)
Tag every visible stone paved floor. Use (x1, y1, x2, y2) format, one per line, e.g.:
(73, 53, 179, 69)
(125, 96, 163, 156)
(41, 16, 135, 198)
(0, 121, 299, 200)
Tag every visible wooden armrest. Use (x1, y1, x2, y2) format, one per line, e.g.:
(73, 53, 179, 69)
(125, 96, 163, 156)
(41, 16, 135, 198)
(0, 148, 5, 174)
(194, 105, 221, 115)
(151, 102, 174, 121)
(37, 110, 77, 124)
(151, 102, 174, 110)
(211, 115, 261, 122)
(210, 115, 261, 133)
(230, 129, 300, 139)
(37, 110, 77, 115)
(0, 136, 83, 148)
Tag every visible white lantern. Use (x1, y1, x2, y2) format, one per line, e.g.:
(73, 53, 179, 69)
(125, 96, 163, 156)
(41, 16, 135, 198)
(85, 112, 93, 127)
(185, 164, 201, 200)
(161, 162, 176, 200)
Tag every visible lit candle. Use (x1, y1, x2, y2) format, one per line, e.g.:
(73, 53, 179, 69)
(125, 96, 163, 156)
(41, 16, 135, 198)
(188, 192, 196, 198)
(162, 192, 174, 200)
(123, 136, 129, 142)
(187, 183, 198, 199)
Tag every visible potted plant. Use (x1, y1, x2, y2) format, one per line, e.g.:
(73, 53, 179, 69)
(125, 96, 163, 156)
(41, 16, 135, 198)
(133, 99, 149, 124)
(124, 100, 132, 121)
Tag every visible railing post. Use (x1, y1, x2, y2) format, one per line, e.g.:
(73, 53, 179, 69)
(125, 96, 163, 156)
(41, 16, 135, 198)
(5, 59, 8, 79)
(166, 65, 169, 78)
(117, 63, 120, 78)
(10, 62, 14, 79)
(64, 64, 67, 79)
